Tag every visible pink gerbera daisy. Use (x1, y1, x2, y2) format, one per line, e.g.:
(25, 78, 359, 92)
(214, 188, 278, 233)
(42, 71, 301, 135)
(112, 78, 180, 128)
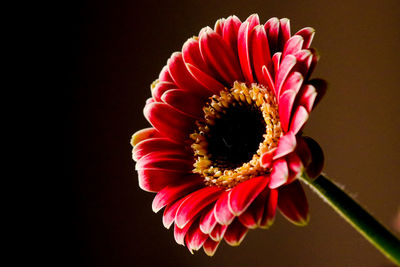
(131, 14, 326, 256)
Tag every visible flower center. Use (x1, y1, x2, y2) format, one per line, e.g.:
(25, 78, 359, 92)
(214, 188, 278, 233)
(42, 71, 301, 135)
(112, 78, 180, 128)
(191, 82, 282, 188)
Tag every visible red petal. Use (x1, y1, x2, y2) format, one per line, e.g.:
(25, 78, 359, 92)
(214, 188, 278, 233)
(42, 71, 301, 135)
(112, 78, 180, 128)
(251, 25, 272, 85)
(152, 176, 203, 213)
(264, 17, 280, 55)
(199, 27, 243, 85)
(210, 224, 228, 241)
(185, 222, 209, 251)
(245, 14, 260, 28)
(132, 137, 184, 162)
(260, 189, 278, 228)
(296, 84, 317, 113)
(269, 158, 289, 189)
(282, 35, 304, 58)
(199, 205, 217, 234)
(292, 49, 314, 77)
(161, 89, 205, 119)
(203, 238, 220, 256)
(182, 37, 211, 75)
(260, 147, 276, 168)
(130, 127, 161, 147)
(214, 18, 225, 36)
(175, 186, 224, 228)
(214, 191, 235, 225)
(135, 152, 193, 171)
(186, 63, 225, 94)
(137, 169, 184, 193)
(289, 105, 309, 135)
(303, 136, 324, 178)
(167, 52, 210, 97)
(273, 132, 296, 160)
(295, 27, 315, 49)
(224, 219, 249, 246)
(152, 82, 176, 102)
(222, 15, 241, 53)
(275, 54, 296, 98)
(228, 176, 269, 216)
(238, 188, 268, 228)
(144, 102, 195, 142)
(159, 65, 174, 83)
(278, 180, 309, 226)
(163, 197, 187, 229)
(278, 18, 291, 51)
(238, 21, 255, 83)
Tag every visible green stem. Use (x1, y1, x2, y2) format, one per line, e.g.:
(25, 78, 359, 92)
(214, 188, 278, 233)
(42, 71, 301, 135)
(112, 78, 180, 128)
(300, 173, 400, 265)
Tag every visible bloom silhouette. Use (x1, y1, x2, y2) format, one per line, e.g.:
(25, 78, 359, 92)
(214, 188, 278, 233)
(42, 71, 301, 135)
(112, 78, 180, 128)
(131, 14, 326, 255)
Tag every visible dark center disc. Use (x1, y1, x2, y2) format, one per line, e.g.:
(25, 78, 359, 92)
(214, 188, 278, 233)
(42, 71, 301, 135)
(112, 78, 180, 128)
(207, 104, 266, 169)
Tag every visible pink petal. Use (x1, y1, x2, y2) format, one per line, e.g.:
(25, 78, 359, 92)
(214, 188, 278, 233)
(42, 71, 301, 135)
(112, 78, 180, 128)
(238, 188, 268, 228)
(264, 17, 280, 55)
(238, 21, 255, 83)
(278, 180, 309, 226)
(167, 52, 210, 97)
(210, 224, 228, 242)
(275, 54, 296, 98)
(289, 105, 309, 135)
(292, 49, 314, 77)
(261, 65, 275, 93)
(182, 37, 212, 76)
(137, 169, 184, 193)
(152, 82, 176, 102)
(260, 189, 278, 228)
(295, 27, 315, 49)
(307, 48, 320, 79)
(260, 147, 276, 168)
(224, 219, 249, 246)
(163, 197, 187, 229)
(309, 78, 327, 109)
(286, 152, 304, 184)
(175, 186, 224, 229)
(152, 176, 204, 213)
(161, 89, 205, 119)
(144, 102, 195, 142)
(185, 222, 209, 251)
(279, 90, 297, 132)
(251, 25, 272, 85)
(132, 137, 186, 162)
(130, 127, 161, 147)
(303, 136, 324, 178)
(282, 35, 304, 58)
(269, 158, 289, 189)
(199, 27, 243, 85)
(222, 15, 242, 53)
(186, 63, 225, 94)
(214, 191, 235, 225)
(296, 84, 317, 113)
(272, 52, 282, 88)
(203, 238, 220, 256)
(174, 218, 195, 246)
(159, 65, 174, 83)
(278, 18, 291, 51)
(228, 176, 269, 216)
(199, 205, 218, 234)
(273, 132, 296, 160)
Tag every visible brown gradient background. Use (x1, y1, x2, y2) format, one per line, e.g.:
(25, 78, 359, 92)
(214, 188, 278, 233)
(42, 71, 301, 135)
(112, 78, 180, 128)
(68, 0, 400, 266)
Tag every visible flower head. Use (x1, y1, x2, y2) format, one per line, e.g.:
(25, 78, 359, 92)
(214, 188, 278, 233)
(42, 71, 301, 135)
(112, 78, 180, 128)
(131, 14, 326, 255)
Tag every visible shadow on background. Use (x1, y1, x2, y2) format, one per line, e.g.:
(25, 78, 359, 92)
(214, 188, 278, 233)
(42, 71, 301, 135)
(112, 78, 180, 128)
(67, 0, 400, 266)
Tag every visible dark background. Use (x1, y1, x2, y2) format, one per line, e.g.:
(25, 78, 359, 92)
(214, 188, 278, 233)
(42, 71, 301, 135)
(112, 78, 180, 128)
(68, 0, 400, 266)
